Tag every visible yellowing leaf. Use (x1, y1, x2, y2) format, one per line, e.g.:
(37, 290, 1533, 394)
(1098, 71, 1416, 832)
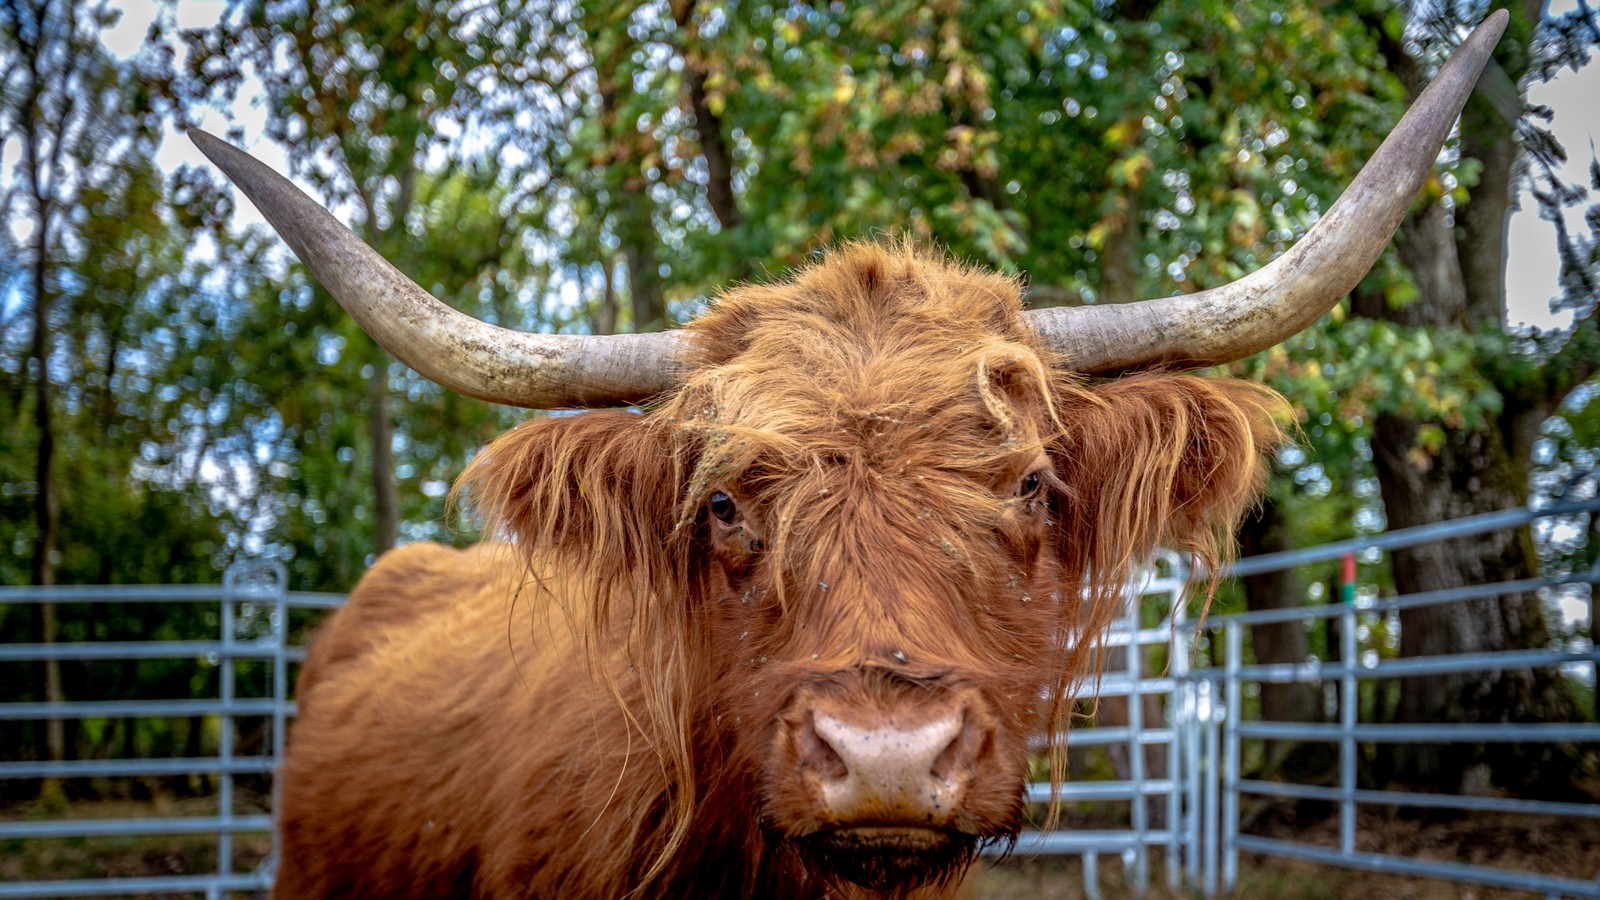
(1103, 120, 1137, 148)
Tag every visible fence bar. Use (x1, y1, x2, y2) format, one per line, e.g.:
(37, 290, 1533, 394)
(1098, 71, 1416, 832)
(1027, 726, 1178, 750)
(0, 586, 341, 606)
(1100, 625, 1188, 646)
(1203, 692, 1220, 896)
(1226, 646, 1600, 684)
(1222, 494, 1600, 577)
(1076, 675, 1180, 697)
(0, 756, 274, 779)
(0, 585, 231, 603)
(1367, 647, 1600, 678)
(0, 815, 273, 839)
(1202, 573, 1598, 629)
(284, 590, 348, 609)
(0, 698, 282, 719)
(273, 568, 290, 884)
(1234, 721, 1600, 743)
(1001, 829, 1179, 853)
(0, 640, 305, 662)
(0, 874, 271, 899)
(1123, 588, 1150, 895)
(1025, 780, 1177, 803)
(1232, 835, 1600, 898)
(1237, 779, 1600, 819)
(1166, 581, 1187, 891)
(217, 572, 237, 900)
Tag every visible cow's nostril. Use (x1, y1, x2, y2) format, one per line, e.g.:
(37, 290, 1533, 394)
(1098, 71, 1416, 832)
(793, 711, 849, 780)
(930, 706, 988, 783)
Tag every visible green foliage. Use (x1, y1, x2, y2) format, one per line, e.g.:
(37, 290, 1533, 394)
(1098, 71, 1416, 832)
(174, 0, 567, 589)
(0, 0, 1596, 804)
(3, 1, 1596, 604)
(1, 0, 232, 587)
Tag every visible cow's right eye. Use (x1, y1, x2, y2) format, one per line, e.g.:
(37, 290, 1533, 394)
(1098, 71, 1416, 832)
(708, 491, 738, 523)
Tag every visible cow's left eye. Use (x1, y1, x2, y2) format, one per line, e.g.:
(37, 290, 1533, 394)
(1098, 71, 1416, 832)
(1018, 471, 1043, 499)
(708, 491, 739, 523)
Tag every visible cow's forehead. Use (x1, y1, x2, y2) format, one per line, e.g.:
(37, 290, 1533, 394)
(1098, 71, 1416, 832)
(664, 242, 1061, 494)
(682, 241, 1038, 369)
(667, 350, 1056, 502)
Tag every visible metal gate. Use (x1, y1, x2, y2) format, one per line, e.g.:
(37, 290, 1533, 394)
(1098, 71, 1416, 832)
(0, 562, 341, 899)
(2, 499, 1597, 898)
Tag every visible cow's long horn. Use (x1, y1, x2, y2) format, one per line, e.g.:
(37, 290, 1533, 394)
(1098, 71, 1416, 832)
(188, 129, 685, 408)
(1028, 10, 1508, 373)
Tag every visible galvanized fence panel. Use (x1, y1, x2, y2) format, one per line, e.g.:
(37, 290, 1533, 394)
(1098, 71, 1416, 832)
(1203, 492, 1600, 899)
(0, 493, 1596, 897)
(1003, 565, 1200, 898)
(0, 562, 331, 899)
(1204, 588, 1600, 898)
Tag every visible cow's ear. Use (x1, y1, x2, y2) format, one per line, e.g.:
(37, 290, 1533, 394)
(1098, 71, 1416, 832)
(1051, 374, 1288, 583)
(456, 410, 682, 597)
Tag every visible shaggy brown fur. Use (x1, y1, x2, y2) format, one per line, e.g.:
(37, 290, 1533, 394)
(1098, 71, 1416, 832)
(275, 242, 1285, 899)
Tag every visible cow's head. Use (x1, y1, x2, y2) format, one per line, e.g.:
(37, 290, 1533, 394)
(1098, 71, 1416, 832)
(451, 244, 1285, 891)
(190, 13, 1504, 895)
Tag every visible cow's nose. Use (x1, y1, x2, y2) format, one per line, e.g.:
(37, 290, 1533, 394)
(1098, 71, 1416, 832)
(791, 702, 988, 826)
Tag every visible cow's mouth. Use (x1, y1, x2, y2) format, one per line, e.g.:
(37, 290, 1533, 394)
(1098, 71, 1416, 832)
(796, 826, 978, 892)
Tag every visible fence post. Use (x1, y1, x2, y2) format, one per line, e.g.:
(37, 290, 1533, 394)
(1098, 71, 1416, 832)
(1203, 677, 1220, 896)
(222, 560, 286, 895)
(217, 577, 235, 900)
(1222, 621, 1243, 892)
(271, 563, 289, 887)
(1124, 585, 1149, 894)
(1167, 581, 1190, 891)
(1340, 603, 1358, 856)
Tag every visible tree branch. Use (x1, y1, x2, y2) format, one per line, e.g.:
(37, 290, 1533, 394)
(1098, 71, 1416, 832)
(670, 0, 742, 232)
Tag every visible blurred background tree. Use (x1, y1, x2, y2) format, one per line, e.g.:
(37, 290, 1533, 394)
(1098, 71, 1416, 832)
(1, 0, 1596, 798)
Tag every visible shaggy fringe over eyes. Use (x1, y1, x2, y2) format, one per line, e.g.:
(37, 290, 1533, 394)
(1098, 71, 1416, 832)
(1040, 371, 1288, 820)
(662, 240, 1061, 615)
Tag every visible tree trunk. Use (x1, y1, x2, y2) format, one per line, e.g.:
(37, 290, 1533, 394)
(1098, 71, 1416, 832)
(1454, 0, 1543, 326)
(367, 355, 398, 557)
(623, 233, 667, 333)
(354, 178, 405, 562)
(671, 0, 741, 233)
(1354, 0, 1581, 793)
(1237, 496, 1322, 774)
(1370, 414, 1579, 791)
(20, 7, 65, 794)
(1100, 190, 1141, 306)
(591, 258, 620, 336)
(590, 14, 669, 334)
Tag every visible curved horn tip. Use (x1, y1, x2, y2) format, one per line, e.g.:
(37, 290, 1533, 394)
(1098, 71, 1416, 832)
(186, 127, 228, 156)
(1030, 8, 1512, 375)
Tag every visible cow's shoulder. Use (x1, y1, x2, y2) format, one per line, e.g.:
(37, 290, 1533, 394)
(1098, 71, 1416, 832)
(299, 541, 518, 689)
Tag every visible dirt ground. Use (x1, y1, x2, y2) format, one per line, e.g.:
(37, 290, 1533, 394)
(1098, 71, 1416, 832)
(4, 800, 1597, 898)
(0, 797, 272, 889)
(978, 805, 1600, 899)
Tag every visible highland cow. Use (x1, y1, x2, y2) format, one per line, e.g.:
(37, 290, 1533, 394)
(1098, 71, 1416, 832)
(188, 13, 1505, 899)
